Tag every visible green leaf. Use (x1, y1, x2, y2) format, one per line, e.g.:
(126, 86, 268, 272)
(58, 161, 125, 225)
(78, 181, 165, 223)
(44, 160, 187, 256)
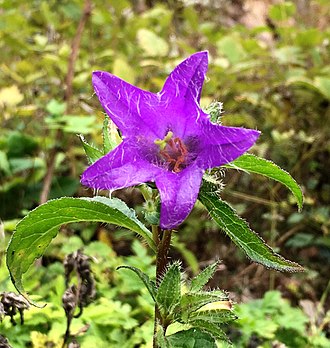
(116, 265, 157, 302)
(46, 99, 66, 116)
(181, 291, 228, 317)
(226, 153, 303, 211)
(199, 183, 304, 272)
(166, 328, 217, 348)
(156, 261, 181, 316)
(79, 135, 103, 164)
(269, 2, 296, 21)
(189, 309, 236, 325)
(190, 320, 228, 341)
(6, 196, 155, 296)
(189, 261, 219, 292)
(112, 57, 136, 84)
(137, 29, 169, 57)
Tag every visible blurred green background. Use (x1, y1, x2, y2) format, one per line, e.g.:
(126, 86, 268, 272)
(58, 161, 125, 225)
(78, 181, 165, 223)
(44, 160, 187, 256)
(0, 0, 329, 347)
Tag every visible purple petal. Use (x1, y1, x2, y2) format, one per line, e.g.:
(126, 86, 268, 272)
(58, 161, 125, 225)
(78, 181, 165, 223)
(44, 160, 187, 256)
(81, 140, 160, 190)
(196, 125, 260, 169)
(161, 51, 208, 103)
(157, 51, 209, 138)
(155, 165, 204, 229)
(93, 71, 165, 138)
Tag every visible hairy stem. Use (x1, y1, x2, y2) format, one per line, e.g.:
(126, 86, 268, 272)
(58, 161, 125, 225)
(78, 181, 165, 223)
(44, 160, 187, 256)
(153, 228, 172, 347)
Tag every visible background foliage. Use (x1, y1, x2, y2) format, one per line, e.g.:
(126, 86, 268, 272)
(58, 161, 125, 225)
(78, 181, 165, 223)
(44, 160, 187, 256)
(1, 0, 329, 346)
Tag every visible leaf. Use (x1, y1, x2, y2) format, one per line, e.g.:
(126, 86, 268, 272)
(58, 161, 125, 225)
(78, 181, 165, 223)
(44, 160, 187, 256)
(189, 309, 236, 324)
(269, 2, 296, 21)
(199, 183, 304, 272)
(314, 76, 330, 100)
(225, 153, 303, 211)
(79, 135, 103, 164)
(0, 150, 11, 175)
(61, 115, 98, 134)
(181, 291, 228, 316)
(0, 85, 24, 107)
(112, 57, 136, 84)
(116, 265, 157, 302)
(137, 29, 169, 57)
(189, 320, 228, 341)
(189, 261, 219, 293)
(166, 328, 217, 348)
(46, 99, 66, 116)
(156, 261, 181, 316)
(6, 196, 155, 296)
(216, 34, 246, 64)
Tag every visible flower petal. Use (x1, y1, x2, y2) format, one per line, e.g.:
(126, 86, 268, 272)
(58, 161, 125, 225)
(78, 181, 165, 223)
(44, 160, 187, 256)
(92, 71, 163, 137)
(81, 140, 160, 190)
(161, 51, 208, 103)
(196, 125, 260, 169)
(155, 165, 204, 229)
(157, 51, 209, 138)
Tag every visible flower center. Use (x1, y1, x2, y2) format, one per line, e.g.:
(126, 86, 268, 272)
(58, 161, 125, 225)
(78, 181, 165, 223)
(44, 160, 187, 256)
(154, 131, 191, 173)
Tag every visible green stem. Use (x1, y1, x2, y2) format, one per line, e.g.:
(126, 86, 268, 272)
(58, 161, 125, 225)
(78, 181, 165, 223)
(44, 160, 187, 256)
(153, 228, 173, 348)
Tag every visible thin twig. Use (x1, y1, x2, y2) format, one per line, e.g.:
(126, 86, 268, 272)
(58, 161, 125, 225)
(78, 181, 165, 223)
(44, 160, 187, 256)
(40, 0, 92, 204)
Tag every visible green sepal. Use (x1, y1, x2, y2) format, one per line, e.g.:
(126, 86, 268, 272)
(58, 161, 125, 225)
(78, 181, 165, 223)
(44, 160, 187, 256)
(103, 116, 121, 153)
(79, 134, 103, 164)
(116, 265, 157, 302)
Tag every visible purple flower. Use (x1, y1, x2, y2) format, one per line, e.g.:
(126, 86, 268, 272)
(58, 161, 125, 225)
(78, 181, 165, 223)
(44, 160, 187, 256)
(81, 52, 260, 229)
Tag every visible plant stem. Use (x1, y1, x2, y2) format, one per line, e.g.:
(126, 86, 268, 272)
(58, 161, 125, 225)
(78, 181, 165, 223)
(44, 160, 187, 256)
(153, 228, 172, 348)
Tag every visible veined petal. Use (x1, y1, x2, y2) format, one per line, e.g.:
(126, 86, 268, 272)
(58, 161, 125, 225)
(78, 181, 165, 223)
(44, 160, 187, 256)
(155, 165, 204, 229)
(196, 127, 260, 169)
(161, 51, 208, 103)
(198, 122, 261, 146)
(81, 140, 160, 190)
(93, 71, 164, 138)
(158, 51, 209, 137)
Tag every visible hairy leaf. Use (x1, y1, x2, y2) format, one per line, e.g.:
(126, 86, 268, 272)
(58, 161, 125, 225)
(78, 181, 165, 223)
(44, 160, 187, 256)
(166, 328, 217, 348)
(226, 153, 303, 211)
(199, 183, 303, 272)
(116, 265, 157, 302)
(189, 261, 220, 292)
(156, 262, 181, 316)
(7, 197, 155, 296)
(190, 320, 228, 341)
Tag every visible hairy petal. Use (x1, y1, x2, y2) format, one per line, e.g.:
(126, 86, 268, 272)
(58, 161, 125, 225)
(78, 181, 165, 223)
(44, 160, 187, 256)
(155, 165, 204, 229)
(81, 140, 160, 190)
(92, 71, 164, 138)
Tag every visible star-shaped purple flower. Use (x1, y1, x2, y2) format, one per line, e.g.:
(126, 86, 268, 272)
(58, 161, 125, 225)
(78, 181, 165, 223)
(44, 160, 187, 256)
(81, 52, 260, 229)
